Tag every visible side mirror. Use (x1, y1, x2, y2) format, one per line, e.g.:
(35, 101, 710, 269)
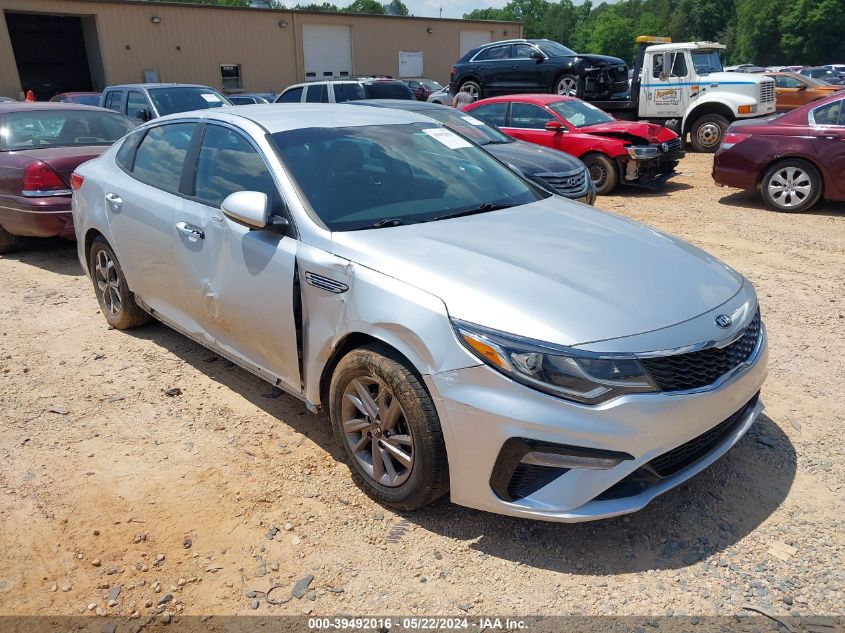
(796, 84, 807, 91)
(545, 120, 564, 132)
(531, 50, 545, 61)
(222, 191, 270, 228)
(133, 109, 151, 122)
(659, 52, 672, 81)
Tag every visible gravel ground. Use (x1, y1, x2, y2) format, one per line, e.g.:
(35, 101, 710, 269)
(0, 153, 842, 621)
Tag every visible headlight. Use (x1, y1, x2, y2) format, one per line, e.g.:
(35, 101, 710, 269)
(453, 320, 657, 405)
(625, 145, 661, 159)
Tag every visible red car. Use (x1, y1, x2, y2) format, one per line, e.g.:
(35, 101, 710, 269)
(713, 92, 845, 212)
(0, 103, 135, 253)
(463, 94, 683, 195)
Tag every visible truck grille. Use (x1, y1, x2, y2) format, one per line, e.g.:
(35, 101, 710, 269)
(641, 310, 762, 392)
(760, 80, 776, 103)
(536, 169, 589, 198)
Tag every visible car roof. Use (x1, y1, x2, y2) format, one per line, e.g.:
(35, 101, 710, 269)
(0, 102, 112, 112)
(54, 91, 101, 97)
(156, 103, 437, 133)
(105, 83, 217, 90)
(354, 99, 448, 111)
(646, 42, 726, 51)
(472, 94, 577, 105)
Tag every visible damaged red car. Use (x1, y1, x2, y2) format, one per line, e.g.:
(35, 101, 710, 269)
(463, 94, 683, 195)
(0, 103, 134, 253)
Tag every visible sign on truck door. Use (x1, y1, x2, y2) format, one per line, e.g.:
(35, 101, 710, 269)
(641, 51, 691, 119)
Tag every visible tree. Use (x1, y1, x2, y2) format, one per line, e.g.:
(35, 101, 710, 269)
(384, 0, 409, 15)
(780, 0, 845, 65)
(295, 2, 340, 10)
(342, 0, 385, 14)
(585, 7, 636, 61)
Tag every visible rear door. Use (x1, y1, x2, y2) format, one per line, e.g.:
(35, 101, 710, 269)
(809, 98, 845, 197)
(106, 121, 199, 321)
(176, 122, 301, 390)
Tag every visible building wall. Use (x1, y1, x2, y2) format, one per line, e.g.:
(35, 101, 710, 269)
(0, 0, 521, 99)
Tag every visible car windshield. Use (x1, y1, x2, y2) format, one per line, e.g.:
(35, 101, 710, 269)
(271, 123, 545, 232)
(547, 100, 613, 128)
(415, 108, 512, 146)
(0, 109, 135, 151)
(421, 80, 443, 91)
(536, 41, 576, 57)
(804, 75, 830, 87)
(363, 82, 413, 99)
(148, 87, 231, 115)
(691, 50, 723, 74)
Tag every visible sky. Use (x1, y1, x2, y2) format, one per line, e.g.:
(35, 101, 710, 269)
(395, 0, 510, 19)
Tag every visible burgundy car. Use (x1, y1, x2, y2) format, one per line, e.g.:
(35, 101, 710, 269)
(713, 92, 845, 212)
(49, 92, 103, 106)
(0, 103, 134, 252)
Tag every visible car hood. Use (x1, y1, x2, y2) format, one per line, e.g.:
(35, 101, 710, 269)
(579, 120, 677, 143)
(485, 140, 585, 175)
(701, 71, 767, 85)
(331, 197, 744, 347)
(12, 145, 108, 187)
(572, 54, 626, 67)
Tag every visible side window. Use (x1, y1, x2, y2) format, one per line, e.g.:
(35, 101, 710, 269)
(104, 91, 122, 112)
(278, 87, 303, 103)
(777, 75, 801, 88)
(131, 123, 196, 194)
(194, 125, 277, 208)
(811, 99, 843, 126)
(671, 54, 688, 77)
(476, 45, 511, 61)
(470, 103, 508, 127)
(305, 84, 328, 103)
(333, 83, 365, 102)
(408, 81, 421, 90)
(115, 130, 145, 171)
(510, 103, 555, 129)
(514, 44, 538, 59)
(127, 91, 151, 121)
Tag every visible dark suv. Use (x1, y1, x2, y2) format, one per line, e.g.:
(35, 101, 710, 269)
(450, 39, 628, 101)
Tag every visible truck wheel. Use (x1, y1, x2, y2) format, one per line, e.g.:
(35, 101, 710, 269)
(583, 153, 619, 195)
(689, 114, 729, 152)
(329, 344, 449, 511)
(555, 74, 583, 98)
(458, 80, 482, 101)
(0, 227, 25, 254)
(761, 159, 823, 213)
(89, 237, 150, 330)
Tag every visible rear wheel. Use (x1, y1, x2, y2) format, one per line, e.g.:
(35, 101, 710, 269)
(582, 153, 619, 195)
(689, 114, 729, 152)
(0, 227, 25, 254)
(458, 80, 482, 101)
(88, 237, 149, 330)
(329, 345, 449, 511)
(760, 159, 822, 213)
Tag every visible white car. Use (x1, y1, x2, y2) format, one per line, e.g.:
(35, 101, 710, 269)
(71, 104, 767, 522)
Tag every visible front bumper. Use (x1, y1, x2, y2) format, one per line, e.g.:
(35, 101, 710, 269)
(426, 326, 768, 522)
(0, 195, 75, 239)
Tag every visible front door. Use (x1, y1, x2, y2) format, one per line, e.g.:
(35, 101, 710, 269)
(174, 122, 301, 391)
(772, 74, 806, 111)
(509, 43, 546, 91)
(641, 51, 690, 119)
(472, 44, 513, 94)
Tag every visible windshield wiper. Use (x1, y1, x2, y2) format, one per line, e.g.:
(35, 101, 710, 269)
(358, 218, 407, 230)
(434, 202, 513, 222)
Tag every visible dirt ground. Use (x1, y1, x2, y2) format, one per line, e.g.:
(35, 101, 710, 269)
(0, 153, 843, 621)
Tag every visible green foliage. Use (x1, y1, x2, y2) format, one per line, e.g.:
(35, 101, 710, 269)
(384, 0, 409, 15)
(342, 0, 386, 13)
(462, 0, 845, 66)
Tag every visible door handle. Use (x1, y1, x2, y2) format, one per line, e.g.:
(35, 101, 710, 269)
(176, 221, 204, 240)
(105, 193, 122, 211)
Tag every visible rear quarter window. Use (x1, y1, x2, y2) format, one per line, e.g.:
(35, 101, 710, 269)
(130, 123, 197, 194)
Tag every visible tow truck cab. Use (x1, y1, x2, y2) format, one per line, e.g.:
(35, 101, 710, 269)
(593, 36, 777, 152)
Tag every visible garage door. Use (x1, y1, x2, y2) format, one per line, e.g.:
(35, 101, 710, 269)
(302, 25, 352, 80)
(459, 30, 492, 58)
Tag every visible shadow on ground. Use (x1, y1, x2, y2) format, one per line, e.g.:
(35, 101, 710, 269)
(718, 191, 845, 216)
(132, 321, 796, 576)
(0, 239, 83, 276)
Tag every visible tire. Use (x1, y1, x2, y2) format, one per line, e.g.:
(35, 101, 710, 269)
(458, 80, 482, 101)
(0, 226, 25, 254)
(88, 237, 149, 330)
(555, 74, 583, 98)
(329, 344, 449, 511)
(689, 114, 730, 152)
(582, 153, 619, 195)
(760, 159, 823, 213)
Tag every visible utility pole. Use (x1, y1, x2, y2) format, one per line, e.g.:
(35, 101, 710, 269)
(439, 6, 442, 19)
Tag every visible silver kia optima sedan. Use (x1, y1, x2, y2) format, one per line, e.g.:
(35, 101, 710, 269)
(71, 104, 767, 522)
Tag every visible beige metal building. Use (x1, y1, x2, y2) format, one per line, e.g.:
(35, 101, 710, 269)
(0, 0, 521, 100)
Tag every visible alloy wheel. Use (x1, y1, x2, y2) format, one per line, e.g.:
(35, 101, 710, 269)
(341, 377, 414, 487)
(556, 77, 578, 96)
(95, 250, 122, 316)
(767, 166, 812, 209)
(461, 83, 480, 100)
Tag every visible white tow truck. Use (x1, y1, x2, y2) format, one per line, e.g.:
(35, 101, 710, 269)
(591, 36, 777, 151)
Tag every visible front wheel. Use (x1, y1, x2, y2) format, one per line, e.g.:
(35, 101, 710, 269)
(689, 114, 729, 152)
(458, 80, 482, 101)
(555, 74, 582, 98)
(760, 159, 822, 213)
(329, 345, 449, 511)
(88, 237, 150, 330)
(582, 153, 619, 195)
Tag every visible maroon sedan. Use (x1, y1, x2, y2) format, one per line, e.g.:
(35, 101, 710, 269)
(49, 92, 103, 106)
(0, 103, 134, 252)
(713, 92, 845, 212)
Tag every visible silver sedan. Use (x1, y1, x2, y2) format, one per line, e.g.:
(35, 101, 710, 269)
(71, 104, 767, 521)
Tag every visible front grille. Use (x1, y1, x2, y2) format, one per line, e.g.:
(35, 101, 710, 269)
(647, 392, 759, 477)
(760, 80, 776, 103)
(536, 169, 588, 198)
(662, 138, 682, 153)
(606, 64, 628, 82)
(641, 311, 761, 392)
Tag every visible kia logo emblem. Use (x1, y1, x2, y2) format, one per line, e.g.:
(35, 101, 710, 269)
(715, 314, 732, 328)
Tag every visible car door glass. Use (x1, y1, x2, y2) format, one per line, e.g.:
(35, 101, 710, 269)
(470, 103, 508, 127)
(279, 87, 303, 103)
(104, 91, 123, 112)
(333, 83, 365, 102)
(510, 103, 555, 129)
(476, 45, 511, 61)
(811, 100, 843, 126)
(127, 91, 151, 120)
(305, 84, 328, 103)
(670, 54, 688, 77)
(513, 44, 538, 59)
(194, 124, 278, 208)
(132, 123, 197, 194)
(776, 75, 800, 88)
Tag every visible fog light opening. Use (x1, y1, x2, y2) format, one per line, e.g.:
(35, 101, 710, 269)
(520, 451, 624, 470)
